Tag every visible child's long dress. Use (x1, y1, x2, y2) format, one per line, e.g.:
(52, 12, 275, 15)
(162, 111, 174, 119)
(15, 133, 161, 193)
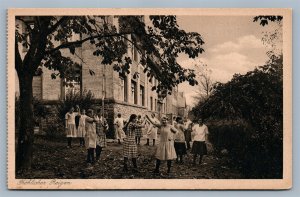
(146, 118, 159, 140)
(65, 112, 78, 138)
(77, 115, 87, 138)
(155, 125, 177, 160)
(123, 123, 137, 158)
(95, 116, 107, 148)
(135, 119, 143, 138)
(85, 117, 96, 149)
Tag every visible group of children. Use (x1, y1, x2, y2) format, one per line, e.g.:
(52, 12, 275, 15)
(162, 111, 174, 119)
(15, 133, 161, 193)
(65, 106, 108, 165)
(65, 106, 209, 173)
(173, 117, 209, 165)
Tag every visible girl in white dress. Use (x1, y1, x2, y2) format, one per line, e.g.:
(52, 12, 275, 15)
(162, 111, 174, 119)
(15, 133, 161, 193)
(191, 118, 209, 165)
(146, 116, 178, 174)
(65, 107, 79, 148)
(145, 113, 159, 146)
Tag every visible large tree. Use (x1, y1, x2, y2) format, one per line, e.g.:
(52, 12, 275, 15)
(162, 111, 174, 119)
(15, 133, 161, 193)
(15, 16, 204, 170)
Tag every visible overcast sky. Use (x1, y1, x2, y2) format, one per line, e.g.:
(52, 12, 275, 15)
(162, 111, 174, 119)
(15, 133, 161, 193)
(176, 16, 282, 106)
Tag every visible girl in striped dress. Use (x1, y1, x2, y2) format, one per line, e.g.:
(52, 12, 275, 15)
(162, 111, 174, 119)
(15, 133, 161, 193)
(123, 114, 143, 172)
(135, 115, 144, 145)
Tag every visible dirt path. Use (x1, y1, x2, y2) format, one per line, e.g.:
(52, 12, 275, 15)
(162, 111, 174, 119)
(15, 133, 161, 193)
(18, 136, 244, 179)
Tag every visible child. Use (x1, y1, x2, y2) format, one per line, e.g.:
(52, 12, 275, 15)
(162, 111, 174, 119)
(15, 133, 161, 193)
(95, 109, 108, 161)
(183, 117, 193, 150)
(145, 113, 159, 146)
(191, 118, 209, 165)
(147, 116, 178, 174)
(65, 107, 79, 148)
(135, 115, 144, 145)
(123, 114, 143, 172)
(77, 109, 87, 147)
(174, 117, 187, 164)
(85, 109, 97, 165)
(114, 113, 126, 144)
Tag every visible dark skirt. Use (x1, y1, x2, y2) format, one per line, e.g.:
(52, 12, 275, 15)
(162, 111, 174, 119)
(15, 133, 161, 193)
(191, 141, 207, 155)
(174, 142, 187, 155)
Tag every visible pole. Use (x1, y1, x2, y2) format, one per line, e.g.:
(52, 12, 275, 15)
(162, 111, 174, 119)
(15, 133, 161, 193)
(102, 65, 106, 117)
(157, 89, 167, 120)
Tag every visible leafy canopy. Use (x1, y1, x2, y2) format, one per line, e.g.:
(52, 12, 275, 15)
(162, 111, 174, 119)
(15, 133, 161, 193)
(15, 16, 205, 95)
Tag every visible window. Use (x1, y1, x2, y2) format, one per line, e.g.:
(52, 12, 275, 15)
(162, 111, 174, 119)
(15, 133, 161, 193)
(140, 85, 145, 106)
(64, 78, 81, 98)
(131, 80, 137, 104)
(150, 97, 153, 111)
(63, 64, 81, 99)
(119, 76, 127, 102)
(120, 76, 127, 102)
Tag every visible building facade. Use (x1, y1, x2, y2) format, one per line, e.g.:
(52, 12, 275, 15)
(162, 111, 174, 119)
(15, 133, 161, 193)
(15, 16, 187, 136)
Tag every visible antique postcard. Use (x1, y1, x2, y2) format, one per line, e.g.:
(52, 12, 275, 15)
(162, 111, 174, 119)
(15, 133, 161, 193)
(7, 8, 292, 189)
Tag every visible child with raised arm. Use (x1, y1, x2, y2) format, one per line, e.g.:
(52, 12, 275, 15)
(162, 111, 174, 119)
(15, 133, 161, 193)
(145, 113, 159, 146)
(122, 114, 143, 172)
(146, 115, 178, 174)
(65, 106, 79, 148)
(135, 115, 144, 145)
(85, 109, 97, 165)
(95, 109, 108, 162)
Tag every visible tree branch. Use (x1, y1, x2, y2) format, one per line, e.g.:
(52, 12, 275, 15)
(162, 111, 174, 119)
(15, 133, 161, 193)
(47, 16, 70, 34)
(46, 31, 132, 54)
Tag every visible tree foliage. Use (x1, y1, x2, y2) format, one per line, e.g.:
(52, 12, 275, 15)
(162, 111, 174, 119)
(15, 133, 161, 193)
(16, 16, 204, 94)
(192, 16, 284, 178)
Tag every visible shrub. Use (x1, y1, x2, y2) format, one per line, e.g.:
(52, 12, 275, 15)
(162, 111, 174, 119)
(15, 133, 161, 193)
(35, 105, 65, 140)
(15, 96, 49, 133)
(56, 89, 95, 123)
(207, 120, 252, 156)
(206, 119, 282, 178)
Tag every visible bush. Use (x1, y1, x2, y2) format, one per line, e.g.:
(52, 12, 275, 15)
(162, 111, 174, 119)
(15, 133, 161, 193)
(207, 120, 252, 156)
(57, 89, 95, 123)
(40, 106, 65, 140)
(207, 119, 282, 179)
(15, 96, 49, 133)
(193, 59, 283, 178)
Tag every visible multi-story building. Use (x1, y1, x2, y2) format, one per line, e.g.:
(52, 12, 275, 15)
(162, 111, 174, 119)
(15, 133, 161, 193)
(15, 16, 187, 136)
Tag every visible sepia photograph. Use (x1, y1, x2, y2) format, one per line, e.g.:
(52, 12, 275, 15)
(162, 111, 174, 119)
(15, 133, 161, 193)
(7, 8, 292, 189)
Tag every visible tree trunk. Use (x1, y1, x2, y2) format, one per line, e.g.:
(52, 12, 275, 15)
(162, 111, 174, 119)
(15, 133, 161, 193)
(16, 73, 34, 172)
